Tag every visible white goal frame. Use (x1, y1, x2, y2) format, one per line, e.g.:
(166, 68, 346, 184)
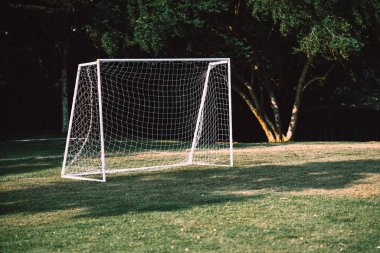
(62, 58, 233, 182)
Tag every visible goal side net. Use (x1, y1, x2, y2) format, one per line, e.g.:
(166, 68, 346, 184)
(62, 59, 233, 182)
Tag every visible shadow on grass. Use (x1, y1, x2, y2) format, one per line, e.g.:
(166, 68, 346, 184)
(0, 158, 379, 218)
(0, 140, 64, 159)
(0, 158, 61, 176)
(0, 140, 63, 176)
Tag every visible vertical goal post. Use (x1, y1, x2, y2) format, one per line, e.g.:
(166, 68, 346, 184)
(62, 58, 233, 182)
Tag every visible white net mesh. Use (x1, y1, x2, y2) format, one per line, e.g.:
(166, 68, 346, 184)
(62, 59, 232, 181)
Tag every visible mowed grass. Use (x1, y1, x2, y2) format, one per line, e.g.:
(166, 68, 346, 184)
(0, 140, 379, 252)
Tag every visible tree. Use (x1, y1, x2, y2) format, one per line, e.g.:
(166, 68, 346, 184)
(85, 0, 208, 58)
(228, 0, 377, 142)
(7, 0, 94, 133)
(44, 0, 376, 142)
(89, 0, 379, 142)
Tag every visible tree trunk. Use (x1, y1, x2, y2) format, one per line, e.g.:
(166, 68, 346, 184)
(232, 85, 277, 142)
(233, 58, 334, 143)
(285, 58, 312, 141)
(247, 105, 277, 143)
(267, 90, 284, 141)
(61, 40, 70, 133)
(61, 65, 69, 133)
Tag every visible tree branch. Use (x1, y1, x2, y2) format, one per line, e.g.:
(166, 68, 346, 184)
(259, 88, 278, 140)
(242, 72, 277, 137)
(232, 85, 276, 142)
(302, 64, 336, 92)
(234, 72, 261, 111)
(255, 67, 283, 140)
(285, 57, 313, 141)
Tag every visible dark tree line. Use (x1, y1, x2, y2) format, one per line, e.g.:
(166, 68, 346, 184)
(1, 0, 379, 141)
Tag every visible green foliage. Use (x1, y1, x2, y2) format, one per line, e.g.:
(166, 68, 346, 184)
(101, 31, 127, 57)
(83, 0, 379, 65)
(297, 16, 363, 60)
(6, 0, 379, 69)
(9, 0, 93, 14)
(350, 0, 380, 36)
(248, 0, 366, 60)
(133, 1, 179, 54)
(88, 0, 231, 56)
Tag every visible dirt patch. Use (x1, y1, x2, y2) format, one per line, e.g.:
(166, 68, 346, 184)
(287, 173, 380, 198)
(213, 173, 380, 198)
(213, 189, 273, 196)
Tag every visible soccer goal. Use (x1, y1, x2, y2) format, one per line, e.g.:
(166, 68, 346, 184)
(62, 58, 233, 182)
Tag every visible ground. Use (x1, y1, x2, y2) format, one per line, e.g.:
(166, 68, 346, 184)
(0, 140, 379, 252)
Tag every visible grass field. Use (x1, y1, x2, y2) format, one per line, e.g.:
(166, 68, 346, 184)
(0, 140, 379, 252)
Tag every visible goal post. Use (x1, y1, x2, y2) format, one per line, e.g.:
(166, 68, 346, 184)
(62, 58, 233, 182)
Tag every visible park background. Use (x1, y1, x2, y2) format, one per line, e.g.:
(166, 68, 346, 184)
(1, 1, 380, 252)
(0, 0, 379, 142)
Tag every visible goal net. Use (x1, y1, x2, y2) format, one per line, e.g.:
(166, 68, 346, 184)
(62, 59, 233, 182)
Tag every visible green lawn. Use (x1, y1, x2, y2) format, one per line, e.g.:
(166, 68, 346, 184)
(0, 140, 379, 252)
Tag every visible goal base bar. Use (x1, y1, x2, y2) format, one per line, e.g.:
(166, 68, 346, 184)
(191, 162, 231, 167)
(62, 174, 106, 182)
(62, 162, 231, 182)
